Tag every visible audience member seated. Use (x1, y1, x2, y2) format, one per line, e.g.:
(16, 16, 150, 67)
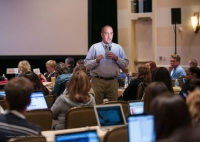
(144, 82, 168, 113)
(43, 60, 56, 82)
(76, 59, 84, 66)
(186, 89, 200, 125)
(189, 59, 198, 68)
(180, 67, 200, 99)
(0, 106, 4, 114)
(51, 71, 96, 130)
(145, 60, 157, 73)
(0, 77, 41, 142)
(19, 71, 49, 96)
(170, 125, 200, 142)
(117, 69, 127, 87)
(52, 62, 72, 97)
(123, 64, 150, 101)
(17, 60, 31, 76)
(151, 67, 173, 92)
(65, 57, 75, 73)
(63, 65, 95, 97)
(169, 54, 186, 80)
(150, 93, 191, 141)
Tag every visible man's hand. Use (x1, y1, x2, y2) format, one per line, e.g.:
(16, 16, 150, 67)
(107, 52, 118, 61)
(96, 54, 103, 63)
(169, 66, 173, 72)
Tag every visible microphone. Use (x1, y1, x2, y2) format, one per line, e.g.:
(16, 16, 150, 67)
(108, 43, 112, 51)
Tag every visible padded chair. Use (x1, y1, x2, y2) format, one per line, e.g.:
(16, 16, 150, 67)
(7, 136, 46, 142)
(136, 82, 147, 100)
(103, 101, 129, 120)
(65, 106, 97, 129)
(0, 100, 7, 110)
(45, 95, 55, 109)
(104, 125, 128, 142)
(25, 109, 52, 131)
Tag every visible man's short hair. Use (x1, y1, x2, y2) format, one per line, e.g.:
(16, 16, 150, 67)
(4, 77, 33, 111)
(101, 25, 113, 33)
(65, 57, 74, 66)
(171, 54, 181, 61)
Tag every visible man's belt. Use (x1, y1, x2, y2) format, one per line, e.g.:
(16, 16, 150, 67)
(95, 76, 115, 80)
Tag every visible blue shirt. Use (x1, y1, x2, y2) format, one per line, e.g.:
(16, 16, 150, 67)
(170, 65, 186, 80)
(84, 42, 129, 77)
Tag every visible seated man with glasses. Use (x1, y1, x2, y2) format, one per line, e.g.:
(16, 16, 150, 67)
(169, 54, 186, 80)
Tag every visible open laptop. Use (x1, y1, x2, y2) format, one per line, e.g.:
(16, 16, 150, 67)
(55, 130, 99, 142)
(128, 114, 155, 142)
(26, 91, 48, 111)
(128, 100, 144, 115)
(0, 91, 6, 98)
(94, 104, 126, 131)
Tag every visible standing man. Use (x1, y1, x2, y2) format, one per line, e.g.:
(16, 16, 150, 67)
(84, 25, 129, 104)
(65, 57, 75, 73)
(169, 54, 186, 80)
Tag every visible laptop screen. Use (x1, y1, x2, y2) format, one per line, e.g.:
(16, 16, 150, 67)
(94, 104, 126, 129)
(0, 91, 6, 97)
(55, 130, 99, 142)
(26, 91, 48, 111)
(128, 100, 144, 115)
(128, 114, 155, 142)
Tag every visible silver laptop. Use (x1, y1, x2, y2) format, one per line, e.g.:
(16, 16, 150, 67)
(128, 100, 144, 115)
(55, 130, 99, 142)
(94, 104, 126, 131)
(128, 114, 155, 142)
(26, 91, 48, 111)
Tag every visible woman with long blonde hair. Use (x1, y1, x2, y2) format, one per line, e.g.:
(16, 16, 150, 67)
(51, 70, 96, 130)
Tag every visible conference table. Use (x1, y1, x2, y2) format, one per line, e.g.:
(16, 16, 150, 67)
(42, 126, 107, 142)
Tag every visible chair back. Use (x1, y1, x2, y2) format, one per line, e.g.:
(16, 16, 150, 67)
(103, 101, 129, 120)
(104, 125, 128, 142)
(45, 95, 55, 109)
(7, 136, 46, 142)
(0, 100, 7, 110)
(136, 82, 147, 100)
(26, 109, 52, 131)
(65, 106, 97, 129)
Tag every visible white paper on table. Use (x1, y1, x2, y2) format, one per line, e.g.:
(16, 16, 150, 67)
(33, 68, 41, 75)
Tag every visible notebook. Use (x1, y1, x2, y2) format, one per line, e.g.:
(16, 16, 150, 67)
(94, 104, 126, 130)
(128, 114, 155, 142)
(26, 91, 48, 111)
(128, 100, 144, 115)
(55, 130, 99, 142)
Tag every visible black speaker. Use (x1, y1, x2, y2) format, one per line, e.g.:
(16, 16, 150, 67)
(171, 8, 181, 24)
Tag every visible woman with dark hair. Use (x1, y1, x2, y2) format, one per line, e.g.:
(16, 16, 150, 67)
(52, 62, 72, 96)
(123, 64, 151, 100)
(19, 71, 49, 96)
(145, 60, 157, 73)
(151, 67, 173, 92)
(150, 93, 191, 141)
(180, 67, 200, 98)
(144, 82, 168, 113)
(51, 71, 96, 130)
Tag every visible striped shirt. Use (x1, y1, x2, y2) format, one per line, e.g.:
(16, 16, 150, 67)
(0, 110, 41, 142)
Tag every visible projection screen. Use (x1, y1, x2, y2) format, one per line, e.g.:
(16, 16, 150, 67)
(0, 0, 88, 55)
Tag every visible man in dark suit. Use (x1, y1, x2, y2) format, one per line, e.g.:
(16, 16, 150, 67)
(0, 77, 41, 142)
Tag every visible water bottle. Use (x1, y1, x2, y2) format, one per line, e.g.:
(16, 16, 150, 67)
(175, 79, 179, 87)
(2, 74, 7, 81)
(128, 72, 132, 84)
(124, 77, 128, 88)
